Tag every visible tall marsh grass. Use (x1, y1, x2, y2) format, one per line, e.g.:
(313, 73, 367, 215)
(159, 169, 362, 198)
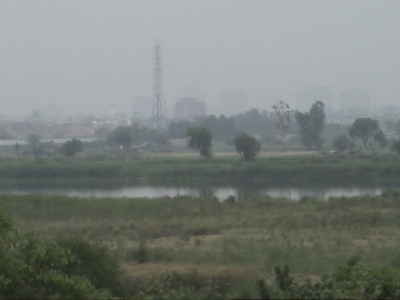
(2, 193, 400, 277)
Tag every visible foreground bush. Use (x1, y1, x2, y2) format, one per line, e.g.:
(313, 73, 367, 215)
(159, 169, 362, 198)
(0, 209, 122, 299)
(262, 259, 400, 299)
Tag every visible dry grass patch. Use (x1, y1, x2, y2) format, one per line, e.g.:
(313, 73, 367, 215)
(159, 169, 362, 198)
(122, 262, 256, 279)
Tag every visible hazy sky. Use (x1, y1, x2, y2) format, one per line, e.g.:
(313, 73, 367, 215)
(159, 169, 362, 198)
(1, 1, 400, 118)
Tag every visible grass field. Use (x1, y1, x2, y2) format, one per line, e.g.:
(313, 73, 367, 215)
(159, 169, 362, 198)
(3, 151, 400, 298)
(2, 192, 400, 295)
(1, 151, 400, 188)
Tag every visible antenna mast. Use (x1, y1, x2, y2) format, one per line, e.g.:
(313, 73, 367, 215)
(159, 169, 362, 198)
(152, 40, 167, 129)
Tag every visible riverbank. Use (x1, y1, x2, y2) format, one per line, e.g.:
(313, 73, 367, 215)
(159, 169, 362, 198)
(1, 151, 400, 187)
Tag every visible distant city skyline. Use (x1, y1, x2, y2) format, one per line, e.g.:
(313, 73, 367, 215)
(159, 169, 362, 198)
(2, 1, 400, 118)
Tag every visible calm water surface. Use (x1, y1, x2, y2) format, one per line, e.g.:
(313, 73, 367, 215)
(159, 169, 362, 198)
(0, 186, 384, 201)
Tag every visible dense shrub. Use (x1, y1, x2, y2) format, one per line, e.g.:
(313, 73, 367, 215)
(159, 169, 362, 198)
(262, 260, 400, 299)
(0, 209, 123, 299)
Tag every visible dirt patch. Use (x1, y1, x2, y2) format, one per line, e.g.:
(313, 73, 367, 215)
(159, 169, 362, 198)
(122, 262, 256, 279)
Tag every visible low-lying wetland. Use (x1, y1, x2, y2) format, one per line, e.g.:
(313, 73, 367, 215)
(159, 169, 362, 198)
(3, 152, 400, 298)
(2, 193, 400, 277)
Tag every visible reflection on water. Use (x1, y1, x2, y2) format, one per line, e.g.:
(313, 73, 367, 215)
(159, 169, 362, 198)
(0, 186, 383, 201)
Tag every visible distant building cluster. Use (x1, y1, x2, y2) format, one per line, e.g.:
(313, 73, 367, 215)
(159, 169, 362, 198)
(173, 98, 206, 121)
(296, 85, 373, 124)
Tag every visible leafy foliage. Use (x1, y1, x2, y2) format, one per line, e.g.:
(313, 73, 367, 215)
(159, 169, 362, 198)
(94, 126, 110, 139)
(14, 143, 21, 154)
(187, 127, 213, 159)
(274, 265, 293, 291)
(295, 101, 325, 150)
(27, 134, 40, 147)
(199, 115, 237, 139)
(56, 235, 123, 295)
(233, 133, 261, 160)
(107, 126, 134, 148)
(0, 231, 109, 298)
(169, 115, 236, 140)
(60, 139, 83, 157)
(394, 119, 400, 137)
(234, 108, 273, 137)
(168, 120, 193, 139)
(0, 209, 125, 299)
(333, 134, 353, 151)
(32, 145, 44, 163)
(261, 260, 400, 299)
(391, 139, 400, 155)
(134, 271, 234, 300)
(296, 101, 325, 150)
(272, 101, 291, 136)
(349, 118, 387, 148)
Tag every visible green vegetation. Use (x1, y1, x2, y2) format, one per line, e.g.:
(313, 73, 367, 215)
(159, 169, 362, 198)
(391, 138, 400, 155)
(187, 127, 213, 159)
(107, 126, 134, 148)
(1, 153, 400, 187)
(349, 117, 387, 149)
(272, 101, 291, 137)
(333, 134, 353, 151)
(295, 101, 326, 150)
(27, 134, 40, 147)
(60, 138, 83, 157)
(0, 208, 119, 299)
(233, 133, 261, 160)
(2, 192, 400, 298)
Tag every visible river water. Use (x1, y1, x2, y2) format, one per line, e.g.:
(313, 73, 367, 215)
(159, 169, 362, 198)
(0, 185, 384, 201)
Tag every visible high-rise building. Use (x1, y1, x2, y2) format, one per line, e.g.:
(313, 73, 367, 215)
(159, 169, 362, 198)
(174, 98, 206, 121)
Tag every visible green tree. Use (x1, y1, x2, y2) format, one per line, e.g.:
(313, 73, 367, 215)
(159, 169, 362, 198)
(270, 259, 400, 299)
(32, 145, 44, 163)
(107, 126, 134, 149)
(295, 101, 325, 150)
(14, 143, 21, 155)
(333, 134, 353, 151)
(349, 118, 387, 148)
(272, 101, 291, 150)
(55, 235, 123, 296)
(61, 139, 83, 157)
(233, 133, 261, 160)
(393, 119, 400, 137)
(187, 127, 213, 159)
(168, 120, 193, 138)
(272, 101, 291, 136)
(234, 108, 271, 136)
(94, 126, 110, 139)
(0, 209, 111, 299)
(199, 115, 237, 140)
(391, 139, 400, 155)
(27, 134, 40, 147)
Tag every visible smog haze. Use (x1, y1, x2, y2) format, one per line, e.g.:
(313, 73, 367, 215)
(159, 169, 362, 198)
(1, 0, 399, 118)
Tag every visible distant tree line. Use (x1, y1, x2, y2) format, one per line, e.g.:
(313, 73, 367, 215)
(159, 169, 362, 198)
(13, 100, 400, 160)
(98, 100, 400, 159)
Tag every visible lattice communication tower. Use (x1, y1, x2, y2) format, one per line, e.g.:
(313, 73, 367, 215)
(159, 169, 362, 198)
(152, 40, 167, 129)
